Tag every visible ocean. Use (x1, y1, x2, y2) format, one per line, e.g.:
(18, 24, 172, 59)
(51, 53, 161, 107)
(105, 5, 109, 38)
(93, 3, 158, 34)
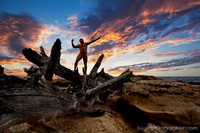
(157, 77, 200, 83)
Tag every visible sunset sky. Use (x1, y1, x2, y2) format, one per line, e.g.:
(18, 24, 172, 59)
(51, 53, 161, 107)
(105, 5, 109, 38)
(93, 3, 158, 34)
(0, 0, 200, 77)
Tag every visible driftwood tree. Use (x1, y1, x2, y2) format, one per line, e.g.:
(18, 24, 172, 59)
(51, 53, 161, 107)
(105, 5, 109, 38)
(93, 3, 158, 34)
(0, 39, 132, 132)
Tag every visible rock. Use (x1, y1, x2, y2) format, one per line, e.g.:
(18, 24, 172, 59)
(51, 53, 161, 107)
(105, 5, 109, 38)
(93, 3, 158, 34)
(122, 77, 200, 127)
(106, 75, 200, 132)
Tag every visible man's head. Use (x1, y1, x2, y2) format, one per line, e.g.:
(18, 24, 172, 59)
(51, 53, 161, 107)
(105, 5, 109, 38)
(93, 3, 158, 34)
(79, 38, 84, 44)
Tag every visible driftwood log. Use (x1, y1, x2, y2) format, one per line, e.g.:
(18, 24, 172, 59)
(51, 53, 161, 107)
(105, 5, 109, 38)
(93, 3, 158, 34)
(22, 39, 82, 87)
(0, 38, 133, 132)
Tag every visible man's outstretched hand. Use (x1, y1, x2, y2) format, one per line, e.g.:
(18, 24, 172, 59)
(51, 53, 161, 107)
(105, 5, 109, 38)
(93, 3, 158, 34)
(71, 39, 74, 42)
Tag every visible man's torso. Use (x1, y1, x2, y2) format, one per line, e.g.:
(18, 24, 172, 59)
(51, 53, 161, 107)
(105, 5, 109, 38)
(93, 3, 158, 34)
(79, 43, 88, 55)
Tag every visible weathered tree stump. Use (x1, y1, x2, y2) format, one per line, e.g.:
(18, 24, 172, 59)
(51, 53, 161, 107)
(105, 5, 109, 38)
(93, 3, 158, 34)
(0, 65, 4, 74)
(0, 38, 133, 132)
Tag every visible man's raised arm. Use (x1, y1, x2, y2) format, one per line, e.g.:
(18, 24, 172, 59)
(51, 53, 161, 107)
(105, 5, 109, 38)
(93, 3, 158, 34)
(71, 39, 79, 48)
(87, 37, 101, 45)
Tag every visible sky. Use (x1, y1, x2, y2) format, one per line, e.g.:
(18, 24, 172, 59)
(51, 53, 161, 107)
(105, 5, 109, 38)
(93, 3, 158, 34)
(0, 0, 200, 77)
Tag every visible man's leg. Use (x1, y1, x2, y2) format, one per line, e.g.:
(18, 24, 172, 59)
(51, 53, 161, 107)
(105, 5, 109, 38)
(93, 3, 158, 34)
(74, 54, 82, 72)
(83, 56, 88, 74)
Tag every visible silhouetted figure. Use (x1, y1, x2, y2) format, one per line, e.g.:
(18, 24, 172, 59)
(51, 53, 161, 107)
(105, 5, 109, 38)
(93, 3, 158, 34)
(71, 37, 101, 74)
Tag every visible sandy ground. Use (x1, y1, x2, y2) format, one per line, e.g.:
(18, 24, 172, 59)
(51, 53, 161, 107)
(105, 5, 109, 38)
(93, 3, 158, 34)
(4, 105, 137, 133)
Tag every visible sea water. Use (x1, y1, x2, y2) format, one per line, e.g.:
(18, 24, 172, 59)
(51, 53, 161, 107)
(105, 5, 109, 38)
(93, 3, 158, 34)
(158, 77, 200, 83)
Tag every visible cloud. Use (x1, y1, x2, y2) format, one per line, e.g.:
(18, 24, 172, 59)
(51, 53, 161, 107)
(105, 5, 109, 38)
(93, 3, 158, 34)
(160, 6, 200, 38)
(65, 0, 200, 67)
(158, 66, 200, 72)
(4, 68, 26, 76)
(0, 53, 15, 60)
(80, 0, 200, 34)
(0, 12, 75, 76)
(108, 55, 200, 74)
(76, 0, 200, 60)
(1, 1, 200, 76)
(67, 15, 79, 28)
(152, 49, 200, 57)
(0, 12, 73, 63)
(0, 12, 48, 55)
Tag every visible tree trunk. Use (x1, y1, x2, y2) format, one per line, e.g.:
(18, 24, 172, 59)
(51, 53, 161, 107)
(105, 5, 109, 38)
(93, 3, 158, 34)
(0, 83, 77, 132)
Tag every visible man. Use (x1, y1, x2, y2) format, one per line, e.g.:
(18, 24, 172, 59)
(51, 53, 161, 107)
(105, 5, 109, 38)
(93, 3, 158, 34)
(71, 37, 101, 74)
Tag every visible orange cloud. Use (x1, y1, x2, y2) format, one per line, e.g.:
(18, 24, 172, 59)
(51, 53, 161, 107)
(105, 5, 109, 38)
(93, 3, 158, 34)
(0, 13, 75, 77)
(159, 66, 200, 72)
(108, 68, 148, 76)
(139, 18, 153, 25)
(152, 49, 200, 57)
(133, 36, 200, 54)
(0, 13, 48, 57)
(85, 31, 200, 67)
(87, 33, 199, 63)
(67, 15, 78, 28)
(79, 0, 200, 62)
(141, 0, 200, 17)
(0, 13, 72, 57)
(87, 17, 133, 46)
(0, 13, 71, 76)
(0, 58, 28, 65)
(4, 68, 26, 76)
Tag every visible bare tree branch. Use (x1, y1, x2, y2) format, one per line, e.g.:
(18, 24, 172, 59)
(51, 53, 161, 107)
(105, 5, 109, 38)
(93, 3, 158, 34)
(86, 70, 132, 96)
(89, 54, 104, 78)
(39, 46, 48, 57)
(44, 39, 61, 81)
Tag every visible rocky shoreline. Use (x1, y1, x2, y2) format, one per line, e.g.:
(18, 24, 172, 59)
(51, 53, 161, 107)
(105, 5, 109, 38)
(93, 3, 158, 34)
(2, 74, 200, 133)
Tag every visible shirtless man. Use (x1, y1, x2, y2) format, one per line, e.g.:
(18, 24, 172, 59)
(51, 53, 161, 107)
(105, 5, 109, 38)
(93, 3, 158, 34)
(71, 37, 101, 74)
